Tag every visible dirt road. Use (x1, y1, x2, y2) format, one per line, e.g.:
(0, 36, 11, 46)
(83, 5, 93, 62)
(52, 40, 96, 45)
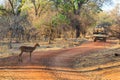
(0, 40, 119, 80)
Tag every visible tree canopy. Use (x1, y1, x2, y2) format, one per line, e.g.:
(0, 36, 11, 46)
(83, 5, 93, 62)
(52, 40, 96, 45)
(1, 0, 118, 44)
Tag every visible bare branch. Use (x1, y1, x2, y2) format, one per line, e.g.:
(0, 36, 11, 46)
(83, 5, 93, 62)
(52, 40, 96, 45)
(8, 0, 15, 15)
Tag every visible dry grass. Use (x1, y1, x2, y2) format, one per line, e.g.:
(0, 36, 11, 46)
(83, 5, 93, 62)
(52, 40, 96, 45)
(0, 38, 86, 58)
(0, 39, 119, 80)
(74, 45, 120, 70)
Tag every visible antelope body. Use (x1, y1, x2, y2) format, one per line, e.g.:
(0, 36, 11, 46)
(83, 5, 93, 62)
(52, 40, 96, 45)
(19, 43, 40, 62)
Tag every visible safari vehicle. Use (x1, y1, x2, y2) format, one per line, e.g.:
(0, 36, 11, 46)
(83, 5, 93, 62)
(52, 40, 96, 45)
(93, 25, 108, 42)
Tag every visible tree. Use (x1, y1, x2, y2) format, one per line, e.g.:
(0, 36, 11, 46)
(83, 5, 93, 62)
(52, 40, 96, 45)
(0, 0, 113, 44)
(109, 4, 120, 44)
(3, 0, 26, 16)
(50, 0, 112, 38)
(30, 0, 51, 16)
(0, 0, 28, 48)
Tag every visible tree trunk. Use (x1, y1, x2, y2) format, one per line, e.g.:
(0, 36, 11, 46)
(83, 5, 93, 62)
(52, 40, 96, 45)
(8, 38, 12, 49)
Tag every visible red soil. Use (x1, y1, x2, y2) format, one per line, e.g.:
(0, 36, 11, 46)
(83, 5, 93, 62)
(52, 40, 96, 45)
(0, 40, 118, 80)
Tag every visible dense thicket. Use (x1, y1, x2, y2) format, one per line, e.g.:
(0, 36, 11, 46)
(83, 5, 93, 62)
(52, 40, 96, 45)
(0, 0, 119, 46)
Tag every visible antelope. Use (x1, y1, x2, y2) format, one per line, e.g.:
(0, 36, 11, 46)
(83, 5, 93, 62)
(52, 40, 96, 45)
(18, 43, 40, 62)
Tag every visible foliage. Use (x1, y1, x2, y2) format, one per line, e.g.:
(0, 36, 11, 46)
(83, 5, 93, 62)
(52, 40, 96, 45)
(109, 4, 120, 43)
(52, 13, 70, 27)
(0, 0, 115, 42)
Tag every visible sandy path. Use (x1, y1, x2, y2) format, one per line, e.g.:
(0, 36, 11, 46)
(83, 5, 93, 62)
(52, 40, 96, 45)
(0, 40, 119, 80)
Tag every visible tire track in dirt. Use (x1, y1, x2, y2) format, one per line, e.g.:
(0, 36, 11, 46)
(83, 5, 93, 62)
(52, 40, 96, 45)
(38, 41, 114, 68)
(0, 41, 116, 67)
(0, 40, 117, 80)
